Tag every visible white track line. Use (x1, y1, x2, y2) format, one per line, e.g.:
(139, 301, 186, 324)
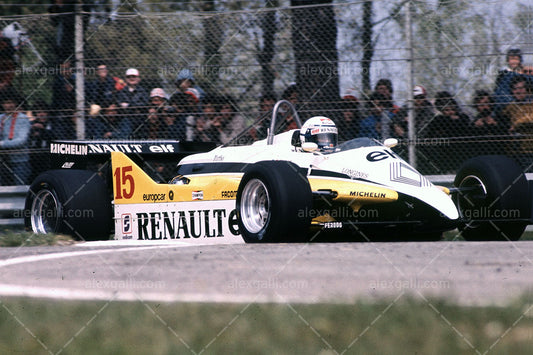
(0, 242, 249, 302)
(0, 244, 185, 269)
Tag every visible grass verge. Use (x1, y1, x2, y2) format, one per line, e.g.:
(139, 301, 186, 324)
(0, 229, 74, 247)
(0, 296, 532, 354)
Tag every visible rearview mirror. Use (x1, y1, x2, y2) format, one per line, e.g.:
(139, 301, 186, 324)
(383, 138, 398, 148)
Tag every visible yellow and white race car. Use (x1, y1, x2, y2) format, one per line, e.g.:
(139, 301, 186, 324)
(25, 101, 532, 242)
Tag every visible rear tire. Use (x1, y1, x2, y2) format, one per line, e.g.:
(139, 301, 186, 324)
(24, 170, 112, 241)
(454, 156, 529, 241)
(236, 161, 312, 243)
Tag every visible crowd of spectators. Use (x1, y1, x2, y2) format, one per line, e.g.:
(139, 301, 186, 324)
(0, 48, 532, 185)
(84, 66, 248, 145)
(0, 64, 253, 184)
(337, 49, 533, 145)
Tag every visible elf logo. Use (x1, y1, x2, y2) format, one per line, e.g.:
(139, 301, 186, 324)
(366, 150, 399, 162)
(122, 213, 132, 235)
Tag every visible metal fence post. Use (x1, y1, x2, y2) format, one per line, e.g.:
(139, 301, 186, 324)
(405, 0, 416, 168)
(75, 1, 85, 140)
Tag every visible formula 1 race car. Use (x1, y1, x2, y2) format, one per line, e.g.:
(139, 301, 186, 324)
(24, 100, 532, 242)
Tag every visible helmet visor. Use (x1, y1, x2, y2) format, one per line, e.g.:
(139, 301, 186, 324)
(310, 132, 337, 151)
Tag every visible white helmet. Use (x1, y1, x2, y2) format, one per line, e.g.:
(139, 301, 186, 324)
(300, 116, 338, 152)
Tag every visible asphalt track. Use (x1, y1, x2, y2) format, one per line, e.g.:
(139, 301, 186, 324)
(0, 239, 532, 306)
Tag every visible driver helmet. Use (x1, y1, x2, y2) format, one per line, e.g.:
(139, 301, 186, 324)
(300, 116, 338, 152)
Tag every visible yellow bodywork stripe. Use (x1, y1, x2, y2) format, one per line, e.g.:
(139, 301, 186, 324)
(308, 177, 398, 204)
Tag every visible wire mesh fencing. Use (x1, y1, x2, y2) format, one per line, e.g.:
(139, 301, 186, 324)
(0, 0, 532, 185)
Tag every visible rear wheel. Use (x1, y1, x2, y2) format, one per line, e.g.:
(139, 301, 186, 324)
(454, 156, 529, 241)
(236, 161, 312, 243)
(25, 170, 112, 241)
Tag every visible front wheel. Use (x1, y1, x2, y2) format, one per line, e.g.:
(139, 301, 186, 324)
(236, 161, 312, 243)
(454, 155, 530, 241)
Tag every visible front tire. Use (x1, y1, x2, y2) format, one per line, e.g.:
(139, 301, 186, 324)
(236, 161, 312, 243)
(24, 170, 112, 241)
(454, 155, 530, 241)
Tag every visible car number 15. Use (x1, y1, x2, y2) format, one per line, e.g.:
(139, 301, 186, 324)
(114, 166, 135, 199)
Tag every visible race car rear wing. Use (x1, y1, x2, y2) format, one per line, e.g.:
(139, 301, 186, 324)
(48, 140, 217, 183)
(49, 140, 216, 169)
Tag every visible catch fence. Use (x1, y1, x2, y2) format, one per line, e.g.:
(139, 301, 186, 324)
(0, 0, 532, 184)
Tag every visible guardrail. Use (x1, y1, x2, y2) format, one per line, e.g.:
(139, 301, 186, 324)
(0, 185, 28, 227)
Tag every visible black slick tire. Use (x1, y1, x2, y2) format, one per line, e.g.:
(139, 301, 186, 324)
(454, 155, 529, 241)
(236, 161, 312, 243)
(24, 169, 112, 241)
